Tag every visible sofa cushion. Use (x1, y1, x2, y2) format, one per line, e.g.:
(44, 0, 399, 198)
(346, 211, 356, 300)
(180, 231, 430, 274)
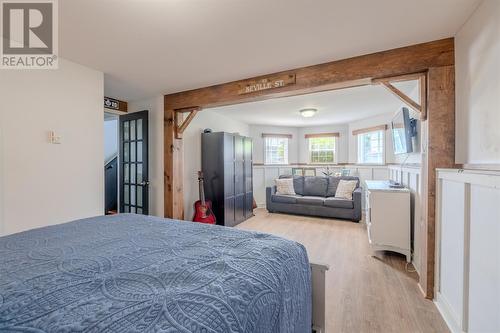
(303, 176, 328, 197)
(271, 194, 298, 204)
(275, 178, 296, 195)
(327, 176, 360, 197)
(296, 196, 324, 206)
(335, 180, 358, 200)
(293, 176, 305, 195)
(324, 197, 354, 209)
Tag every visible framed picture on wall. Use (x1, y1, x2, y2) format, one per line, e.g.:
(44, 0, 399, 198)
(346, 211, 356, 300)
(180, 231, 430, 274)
(292, 168, 304, 176)
(304, 168, 316, 176)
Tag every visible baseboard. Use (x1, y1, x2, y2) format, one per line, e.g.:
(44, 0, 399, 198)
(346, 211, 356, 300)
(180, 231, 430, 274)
(434, 292, 464, 333)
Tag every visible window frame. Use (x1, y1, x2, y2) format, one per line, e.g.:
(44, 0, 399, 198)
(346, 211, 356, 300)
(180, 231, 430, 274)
(308, 136, 337, 164)
(356, 129, 385, 165)
(263, 136, 289, 165)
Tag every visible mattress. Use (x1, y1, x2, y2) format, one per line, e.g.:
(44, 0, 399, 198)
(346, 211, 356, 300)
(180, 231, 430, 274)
(0, 214, 311, 332)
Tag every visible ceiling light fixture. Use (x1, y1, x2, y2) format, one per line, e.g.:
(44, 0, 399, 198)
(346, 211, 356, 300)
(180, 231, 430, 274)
(300, 108, 317, 118)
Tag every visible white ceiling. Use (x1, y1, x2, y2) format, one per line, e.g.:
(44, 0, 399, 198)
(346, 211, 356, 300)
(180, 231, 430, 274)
(210, 80, 418, 126)
(59, 0, 481, 101)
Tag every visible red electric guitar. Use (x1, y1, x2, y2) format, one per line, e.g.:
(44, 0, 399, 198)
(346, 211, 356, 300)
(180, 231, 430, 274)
(192, 171, 216, 224)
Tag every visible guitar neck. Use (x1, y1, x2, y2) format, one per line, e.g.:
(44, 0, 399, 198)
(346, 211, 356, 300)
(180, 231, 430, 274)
(199, 179, 206, 206)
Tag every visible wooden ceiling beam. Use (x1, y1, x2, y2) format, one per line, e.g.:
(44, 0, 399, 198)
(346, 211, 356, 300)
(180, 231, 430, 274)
(164, 38, 453, 110)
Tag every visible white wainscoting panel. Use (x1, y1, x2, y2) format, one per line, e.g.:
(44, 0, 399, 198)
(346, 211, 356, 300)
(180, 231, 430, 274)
(468, 184, 500, 332)
(388, 165, 422, 275)
(438, 180, 466, 329)
(435, 169, 500, 333)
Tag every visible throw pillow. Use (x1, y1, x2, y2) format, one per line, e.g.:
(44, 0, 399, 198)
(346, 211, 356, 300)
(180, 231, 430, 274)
(275, 178, 296, 195)
(335, 180, 358, 200)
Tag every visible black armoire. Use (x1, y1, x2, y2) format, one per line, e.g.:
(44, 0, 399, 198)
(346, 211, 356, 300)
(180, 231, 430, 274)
(202, 132, 253, 227)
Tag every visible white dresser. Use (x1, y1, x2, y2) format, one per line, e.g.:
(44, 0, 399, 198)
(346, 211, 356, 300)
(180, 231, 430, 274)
(365, 180, 411, 262)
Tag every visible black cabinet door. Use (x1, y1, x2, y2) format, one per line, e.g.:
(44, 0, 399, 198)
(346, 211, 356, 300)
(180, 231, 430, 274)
(245, 192, 254, 218)
(235, 194, 245, 223)
(224, 197, 235, 227)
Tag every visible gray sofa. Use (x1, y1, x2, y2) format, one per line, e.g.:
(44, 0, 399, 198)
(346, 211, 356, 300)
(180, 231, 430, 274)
(266, 175, 362, 222)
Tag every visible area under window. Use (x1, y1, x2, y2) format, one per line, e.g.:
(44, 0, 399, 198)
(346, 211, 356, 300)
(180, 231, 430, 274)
(264, 137, 289, 164)
(309, 137, 336, 163)
(357, 130, 384, 164)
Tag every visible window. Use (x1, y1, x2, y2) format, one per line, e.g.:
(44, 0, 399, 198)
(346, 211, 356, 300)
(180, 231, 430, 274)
(357, 130, 384, 164)
(264, 137, 289, 164)
(309, 137, 336, 163)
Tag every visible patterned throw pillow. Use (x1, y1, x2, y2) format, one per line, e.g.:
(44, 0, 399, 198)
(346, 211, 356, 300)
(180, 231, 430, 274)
(275, 178, 296, 195)
(335, 180, 358, 200)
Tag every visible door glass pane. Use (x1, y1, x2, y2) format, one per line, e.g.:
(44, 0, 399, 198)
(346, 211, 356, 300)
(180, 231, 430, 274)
(130, 120, 136, 140)
(124, 205, 130, 213)
(130, 206, 136, 213)
(124, 185, 129, 204)
(131, 164, 136, 184)
(137, 208, 142, 214)
(131, 142, 136, 162)
(124, 163, 129, 183)
(123, 143, 129, 162)
(137, 186, 143, 206)
(124, 121, 129, 141)
(137, 141, 143, 162)
(137, 163, 143, 183)
(131, 185, 136, 205)
(137, 119, 142, 140)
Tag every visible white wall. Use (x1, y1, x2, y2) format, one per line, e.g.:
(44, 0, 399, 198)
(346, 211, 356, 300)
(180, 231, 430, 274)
(348, 113, 395, 164)
(455, 0, 500, 164)
(248, 111, 422, 166)
(183, 109, 250, 218)
(249, 125, 299, 164)
(104, 117, 118, 162)
(0, 59, 104, 236)
(348, 110, 422, 165)
(298, 124, 349, 163)
(128, 96, 164, 218)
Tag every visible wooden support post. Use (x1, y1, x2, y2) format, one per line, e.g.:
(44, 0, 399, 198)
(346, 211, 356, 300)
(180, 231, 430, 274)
(164, 108, 185, 219)
(422, 66, 455, 299)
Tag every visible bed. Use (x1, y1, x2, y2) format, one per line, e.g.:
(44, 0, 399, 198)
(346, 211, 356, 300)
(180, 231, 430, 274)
(0, 214, 313, 332)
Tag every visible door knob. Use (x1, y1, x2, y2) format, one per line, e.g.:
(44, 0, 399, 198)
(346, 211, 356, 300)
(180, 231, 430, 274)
(140, 181, 150, 186)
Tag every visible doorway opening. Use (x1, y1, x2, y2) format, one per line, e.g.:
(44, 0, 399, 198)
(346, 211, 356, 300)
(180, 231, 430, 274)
(104, 112, 119, 215)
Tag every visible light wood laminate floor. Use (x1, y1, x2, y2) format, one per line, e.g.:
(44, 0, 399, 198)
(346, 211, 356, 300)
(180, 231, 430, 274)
(237, 209, 449, 333)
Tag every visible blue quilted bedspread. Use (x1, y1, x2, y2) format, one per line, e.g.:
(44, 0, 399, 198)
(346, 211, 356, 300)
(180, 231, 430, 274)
(0, 214, 311, 332)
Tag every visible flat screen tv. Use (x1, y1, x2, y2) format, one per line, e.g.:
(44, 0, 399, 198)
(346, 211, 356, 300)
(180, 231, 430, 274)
(391, 107, 413, 154)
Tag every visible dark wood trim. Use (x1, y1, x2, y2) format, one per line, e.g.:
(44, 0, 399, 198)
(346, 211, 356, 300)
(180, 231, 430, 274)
(304, 133, 340, 139)
(352, 125, 388, 136)
(261, 133, 293, 139)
